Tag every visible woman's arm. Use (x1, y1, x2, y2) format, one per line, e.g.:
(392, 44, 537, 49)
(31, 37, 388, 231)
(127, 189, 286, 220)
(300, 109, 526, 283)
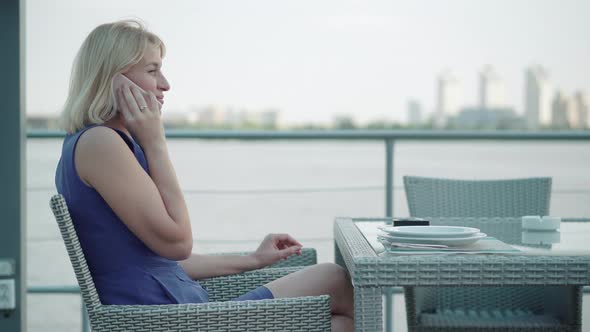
(179, 234, 302, 280)
(179, 254, 261, 280)
(76, 87, 193, 260)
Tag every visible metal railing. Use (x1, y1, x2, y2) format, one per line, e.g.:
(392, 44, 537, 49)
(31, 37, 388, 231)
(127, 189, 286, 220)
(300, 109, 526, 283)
(28, 285, 89, 332)
(27, 128, 590, 217)
(28, 276, 590, 332)
(27, 129, 590, 332)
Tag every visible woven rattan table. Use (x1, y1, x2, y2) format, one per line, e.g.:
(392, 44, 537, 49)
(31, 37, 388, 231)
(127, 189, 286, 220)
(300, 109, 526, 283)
(334, 217, 590, 332)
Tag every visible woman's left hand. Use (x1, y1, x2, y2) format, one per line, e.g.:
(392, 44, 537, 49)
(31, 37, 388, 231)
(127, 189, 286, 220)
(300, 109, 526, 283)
(251, 233, 303, 268)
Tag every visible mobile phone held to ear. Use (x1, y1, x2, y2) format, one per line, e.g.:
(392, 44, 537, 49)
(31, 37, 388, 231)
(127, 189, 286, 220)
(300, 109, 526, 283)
(112, 73, 162, 111)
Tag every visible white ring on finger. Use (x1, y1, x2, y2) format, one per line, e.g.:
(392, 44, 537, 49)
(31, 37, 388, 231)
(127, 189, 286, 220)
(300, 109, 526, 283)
(139, 105, 148, 111)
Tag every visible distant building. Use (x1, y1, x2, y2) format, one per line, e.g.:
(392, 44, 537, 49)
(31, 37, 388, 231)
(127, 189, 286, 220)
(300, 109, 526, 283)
(551, 91, 578, 129)
(186, 109, 199, 124)
(194, 106, 280, 128)
(162, 111, 196, 128)
(198, 106, 226, 126)
(332, 114, 356, 129)
(479, 65, 506, 109)
(407, 100, 422, 126)
(551, 91, 566, 129)
(224, 107, 247, 127)
(574, 92, 589, 129)
(27, 114, 59, 130)
(525, 66, 552, 130)
(257, 109, 280, 128)
(436, 71, 462, 128)
(241, 109, 280, 128)
(567, 97, 581, 129)
(452, 107, 522, 129)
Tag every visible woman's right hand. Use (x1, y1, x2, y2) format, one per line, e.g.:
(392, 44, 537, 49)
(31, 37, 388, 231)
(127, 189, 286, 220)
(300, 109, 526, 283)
(117, 85, 165, 149)
(251, 234, 303, 268)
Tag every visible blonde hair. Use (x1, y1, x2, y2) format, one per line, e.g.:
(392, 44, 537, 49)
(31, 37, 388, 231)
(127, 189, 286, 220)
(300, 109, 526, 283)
(60, 20, 165, 133)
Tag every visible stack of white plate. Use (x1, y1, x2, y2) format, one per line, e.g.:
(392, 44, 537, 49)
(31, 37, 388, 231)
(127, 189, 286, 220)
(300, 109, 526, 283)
(377, 225, 487, 247)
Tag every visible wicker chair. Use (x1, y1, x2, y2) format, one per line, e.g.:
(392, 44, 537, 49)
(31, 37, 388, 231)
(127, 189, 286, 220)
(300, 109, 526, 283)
(402, 176, 582, 332)
(50, 194, 331, 332)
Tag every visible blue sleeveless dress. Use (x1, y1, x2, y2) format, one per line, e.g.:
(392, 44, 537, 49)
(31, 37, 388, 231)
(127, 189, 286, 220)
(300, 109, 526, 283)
(55, 125, 273, 304)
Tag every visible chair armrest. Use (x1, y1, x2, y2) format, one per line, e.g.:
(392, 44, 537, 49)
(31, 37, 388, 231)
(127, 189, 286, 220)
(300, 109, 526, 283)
(269, 247, 317, 267)
(94, 295, 331, 332)
(212, 247, 317, 268)
(200, 267, 303, 301)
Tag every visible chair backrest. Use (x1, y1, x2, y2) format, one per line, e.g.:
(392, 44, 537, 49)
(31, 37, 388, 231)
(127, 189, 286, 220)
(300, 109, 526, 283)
(404, 176, 551, 218)
(50, 194, 102, 312)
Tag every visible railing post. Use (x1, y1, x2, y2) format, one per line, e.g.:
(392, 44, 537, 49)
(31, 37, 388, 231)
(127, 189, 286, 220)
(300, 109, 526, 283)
(384, 287, 394, 332)
(0, 1, 26, 331)
(82, 302, 89, 332)
(385, 139, 394, 217)
(384, 139, 395, 331)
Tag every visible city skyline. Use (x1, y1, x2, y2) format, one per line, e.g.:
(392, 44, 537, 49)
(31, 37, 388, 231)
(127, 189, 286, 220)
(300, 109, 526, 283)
(27, 0, 590, 125)
(26, 63, 590, 130)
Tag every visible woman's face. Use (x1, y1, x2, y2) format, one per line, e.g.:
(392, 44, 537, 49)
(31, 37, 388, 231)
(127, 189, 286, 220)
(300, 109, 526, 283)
(123, 44, 170, 105)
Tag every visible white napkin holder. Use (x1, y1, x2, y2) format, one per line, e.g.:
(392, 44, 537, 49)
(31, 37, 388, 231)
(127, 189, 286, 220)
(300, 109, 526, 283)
(521, 230, 561, 245)
(521, 216, 561, 231)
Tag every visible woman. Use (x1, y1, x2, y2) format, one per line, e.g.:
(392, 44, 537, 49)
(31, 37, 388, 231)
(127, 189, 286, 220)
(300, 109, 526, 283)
(55, 20, 353, 331)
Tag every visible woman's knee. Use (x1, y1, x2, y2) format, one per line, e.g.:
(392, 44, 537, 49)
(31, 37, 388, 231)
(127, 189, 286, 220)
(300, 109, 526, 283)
(316, 263, 351, 288)
(315, 263, 354, 317)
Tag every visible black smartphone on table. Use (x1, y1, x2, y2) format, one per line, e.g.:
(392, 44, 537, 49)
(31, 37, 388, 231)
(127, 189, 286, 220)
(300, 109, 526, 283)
(392, 218, 430, 227)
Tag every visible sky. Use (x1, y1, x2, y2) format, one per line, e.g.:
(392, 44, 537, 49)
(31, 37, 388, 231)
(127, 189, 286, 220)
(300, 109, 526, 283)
(26, 0, 590, 125)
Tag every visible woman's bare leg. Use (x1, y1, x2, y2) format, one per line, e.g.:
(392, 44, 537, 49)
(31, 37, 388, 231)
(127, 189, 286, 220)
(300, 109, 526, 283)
(331, 314, 354, 332)
(264, 263, 354, 331)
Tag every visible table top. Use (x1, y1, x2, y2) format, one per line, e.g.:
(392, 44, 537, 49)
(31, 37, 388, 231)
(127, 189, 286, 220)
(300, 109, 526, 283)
(334, 217, 590, 287)
(356, 218, 590, 256)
